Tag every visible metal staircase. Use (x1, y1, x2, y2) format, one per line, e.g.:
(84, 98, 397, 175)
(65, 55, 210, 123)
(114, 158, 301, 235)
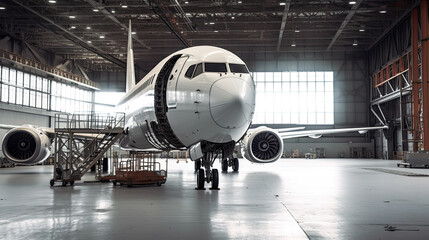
(51, 112, 125, 186)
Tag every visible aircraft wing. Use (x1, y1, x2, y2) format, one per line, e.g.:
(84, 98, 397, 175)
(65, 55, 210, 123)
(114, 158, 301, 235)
(0, 124, 19, 130)
(278, 126, 388, 139)
(0, 124, 107, 138)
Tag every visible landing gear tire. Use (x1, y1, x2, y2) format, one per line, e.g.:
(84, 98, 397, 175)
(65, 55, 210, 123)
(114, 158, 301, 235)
(113, 181, 117, 186)
(50, 179, 55, 187)
(196, 168, 205, 189)
(232, 158, 239, 172)
(194, 160, 201, 171)
(221, 159, 228, 172)
(211, 169, 219, 190)
(70, 181, 75, 186)
(62, 181, 67, 187)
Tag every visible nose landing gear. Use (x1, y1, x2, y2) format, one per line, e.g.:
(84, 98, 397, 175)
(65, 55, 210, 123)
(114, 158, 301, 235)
(195, 152, 219, 190)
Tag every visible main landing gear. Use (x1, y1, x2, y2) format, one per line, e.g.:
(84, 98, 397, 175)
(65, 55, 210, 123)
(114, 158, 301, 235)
(221, 157, 239, 172)
(195, 152, 219, 190)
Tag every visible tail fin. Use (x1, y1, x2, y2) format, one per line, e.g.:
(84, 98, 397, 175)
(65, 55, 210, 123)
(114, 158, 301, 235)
(126, 19, 136, 92)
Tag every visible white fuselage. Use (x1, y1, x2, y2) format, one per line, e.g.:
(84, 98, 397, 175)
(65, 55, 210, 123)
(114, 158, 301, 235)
(116, 46, 255, 151)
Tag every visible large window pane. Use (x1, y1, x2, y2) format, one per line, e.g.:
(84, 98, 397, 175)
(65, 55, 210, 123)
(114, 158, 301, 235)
(17, 71, 23, 87)
(2, 67, 9, 83)
(1, 85, 9, 102)
(10, 69, 16, 85)
(16, 88, 23, 105)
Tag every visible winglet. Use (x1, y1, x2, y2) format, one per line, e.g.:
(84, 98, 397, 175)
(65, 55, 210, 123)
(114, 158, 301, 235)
(126, 19, 136, 93)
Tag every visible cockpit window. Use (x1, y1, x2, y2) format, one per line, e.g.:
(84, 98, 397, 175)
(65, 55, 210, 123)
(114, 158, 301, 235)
(204, 63, 227, 73)
(229, 64, 249, 73)
(193, 63, 203, 77)
(185, 64, 196, 78)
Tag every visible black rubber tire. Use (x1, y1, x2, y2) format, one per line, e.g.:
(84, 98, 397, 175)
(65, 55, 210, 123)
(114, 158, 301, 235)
(232, 158, 239, 172)
(195, 160, 201, 171)
(62, 181, 67, 187)
(221, 159, 228, 172)
(50, 179, 55, 187)
(211, 169, 219, 189)
(156, 181, 162, 186)
(70, 181, 75, 186)
(113, 181, 117, 186)
(197, 168, 205, 189)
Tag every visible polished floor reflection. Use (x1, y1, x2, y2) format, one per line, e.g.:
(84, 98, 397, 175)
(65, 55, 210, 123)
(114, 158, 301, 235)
(1, 158, 429, 239)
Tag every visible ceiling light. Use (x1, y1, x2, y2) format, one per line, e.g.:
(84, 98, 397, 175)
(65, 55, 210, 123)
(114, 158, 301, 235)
(359, 28, 365, 32)
(70, 26, 76, 29)
(353, 40, 358, 46)
(291, 41, 296, 47)
(99, 35, 105, 39)
(209, 22, 215, 25)
(87, 41, 92, 44)
(295, 29, 300, 33)
(280, 2, 285, 6)
(238, 1, 242, 3)
(184, 1, 189, 3)
(121, 5, 128, 8)
(349, 1, 356, 4)
(379, 10, 387, 13)
(214, 30, 219, 32)
(93, 9, 99, 12)
(0, 7, 5, 10)
(132, 32, 136, 35)
(86, 26, 91, 30)
(48, 0, 56, 3)
(111, 10, 116, 13)
(231, 16, 235, 19)
(69, 15, 76, 19)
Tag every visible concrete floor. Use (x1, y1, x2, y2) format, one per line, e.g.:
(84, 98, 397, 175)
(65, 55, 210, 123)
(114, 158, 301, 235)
(1, 158, 429, 240)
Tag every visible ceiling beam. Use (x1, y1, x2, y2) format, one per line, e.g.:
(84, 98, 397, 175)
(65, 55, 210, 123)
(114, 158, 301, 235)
(367, 0, 420, 51)
(327, 0, 362, 50)
(276, 0, 291, 52)
(10, 0, 127, 68)
(150, 0, 191, 47)
(83, 0, 151, 50)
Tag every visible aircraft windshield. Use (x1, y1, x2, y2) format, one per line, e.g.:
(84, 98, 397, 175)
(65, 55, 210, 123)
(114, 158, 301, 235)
(204, 63, 227, 73)
(229, 64, 249, 73)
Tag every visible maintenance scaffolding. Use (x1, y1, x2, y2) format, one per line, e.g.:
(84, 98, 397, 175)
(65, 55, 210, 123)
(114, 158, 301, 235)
(50, 112, 125, 186)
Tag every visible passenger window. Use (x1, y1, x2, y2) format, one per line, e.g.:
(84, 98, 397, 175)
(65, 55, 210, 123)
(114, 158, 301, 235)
(205, 63, 227, 72)
(193, 63, 203, 77)
(229, 64, 249, 73)
(185, 65, 196, 78)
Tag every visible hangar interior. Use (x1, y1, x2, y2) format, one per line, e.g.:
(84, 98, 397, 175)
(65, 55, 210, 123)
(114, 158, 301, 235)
(1, 0, 429, 239)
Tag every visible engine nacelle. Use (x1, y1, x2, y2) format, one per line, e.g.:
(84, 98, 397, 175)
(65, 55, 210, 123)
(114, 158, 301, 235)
(2, 125, 51, 165)
(241, 127, 283, 163)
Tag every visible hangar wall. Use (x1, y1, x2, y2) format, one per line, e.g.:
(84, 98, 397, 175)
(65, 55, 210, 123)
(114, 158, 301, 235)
(242, 51, 375, 158)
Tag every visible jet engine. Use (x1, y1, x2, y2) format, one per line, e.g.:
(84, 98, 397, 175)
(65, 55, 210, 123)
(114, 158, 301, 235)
(1, 125, 51, 165)
(241, 127, 283, 163)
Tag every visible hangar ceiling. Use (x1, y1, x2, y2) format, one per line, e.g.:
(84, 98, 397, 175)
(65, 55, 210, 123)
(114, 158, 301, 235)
(0, 0, 416, 72)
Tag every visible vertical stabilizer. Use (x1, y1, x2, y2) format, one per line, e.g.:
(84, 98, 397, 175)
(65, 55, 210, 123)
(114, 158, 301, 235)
(126, 20, 136, 92)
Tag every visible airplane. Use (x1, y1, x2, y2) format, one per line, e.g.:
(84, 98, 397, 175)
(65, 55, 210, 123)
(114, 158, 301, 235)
(1, 21, 388, 190)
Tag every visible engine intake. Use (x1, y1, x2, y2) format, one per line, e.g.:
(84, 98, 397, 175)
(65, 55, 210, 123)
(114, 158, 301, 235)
(2, 125, 51, 165)
(241, 127, 283, 163)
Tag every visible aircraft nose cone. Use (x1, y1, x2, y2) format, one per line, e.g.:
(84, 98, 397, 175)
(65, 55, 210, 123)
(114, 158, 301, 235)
(209, 77, 254, 129)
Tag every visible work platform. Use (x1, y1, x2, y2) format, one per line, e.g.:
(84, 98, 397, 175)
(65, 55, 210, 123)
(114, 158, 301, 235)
(50, 112, 125, 186)
(103, 152, 168, 187)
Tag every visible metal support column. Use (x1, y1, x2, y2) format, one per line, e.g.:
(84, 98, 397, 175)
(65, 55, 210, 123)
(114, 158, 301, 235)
(422, 0, 429, 150)
(412, 7, 421, 151)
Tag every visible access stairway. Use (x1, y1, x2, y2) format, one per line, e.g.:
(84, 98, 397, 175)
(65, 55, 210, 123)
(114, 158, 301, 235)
(50, 112, 125, 186)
